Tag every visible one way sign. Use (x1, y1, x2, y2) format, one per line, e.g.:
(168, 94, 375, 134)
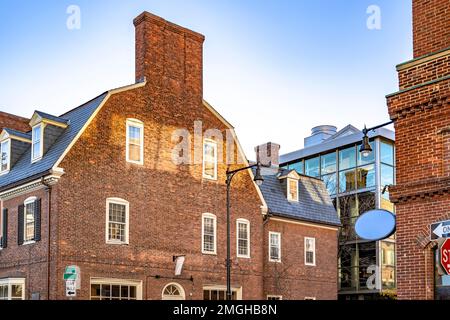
(431, 220, 450, 240)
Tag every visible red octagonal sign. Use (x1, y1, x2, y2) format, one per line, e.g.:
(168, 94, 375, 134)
(441, 239, 450, 275)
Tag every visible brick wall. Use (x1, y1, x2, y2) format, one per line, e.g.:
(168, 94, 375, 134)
(263, 218, 338, 300)
(387, 0, 450, 300)
(413, 0, 450, 58)
(0, 111, 30, 133)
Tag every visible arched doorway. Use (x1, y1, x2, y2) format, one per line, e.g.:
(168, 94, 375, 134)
(161, 283, 185, 300)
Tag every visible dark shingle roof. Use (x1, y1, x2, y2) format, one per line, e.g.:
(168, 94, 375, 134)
(35, 111, 70, 125)
(3, 128, 31, 140)
(0, 93, 108, 190)
(256, 168, 340, 226)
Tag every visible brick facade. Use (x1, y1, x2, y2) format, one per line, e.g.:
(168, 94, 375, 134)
(387, 0, 450, 300)
(0, 111, 29, 133)
(0, 11, 338, 300)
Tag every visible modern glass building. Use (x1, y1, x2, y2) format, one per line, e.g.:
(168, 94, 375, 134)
(280, 125, 396, 300)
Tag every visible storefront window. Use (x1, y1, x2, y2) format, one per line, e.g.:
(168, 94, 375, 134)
(305, 157, 320, 177)
(381, 242, 396, 289)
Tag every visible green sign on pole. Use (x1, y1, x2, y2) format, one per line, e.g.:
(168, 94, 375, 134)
(64, 266, 78, 280)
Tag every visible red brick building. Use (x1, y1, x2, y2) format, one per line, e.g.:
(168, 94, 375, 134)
(387, 0, 450, 300)
(0, 12, 339, 300)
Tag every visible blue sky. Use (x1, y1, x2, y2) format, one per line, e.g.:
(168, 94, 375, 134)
(0, 0, 412, 157)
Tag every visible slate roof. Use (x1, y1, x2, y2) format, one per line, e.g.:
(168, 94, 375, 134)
(255, 168, 341, 226)
(35, 111, 70, 125)
(3, 128, 31, 140)
(0, 92, 108, 191)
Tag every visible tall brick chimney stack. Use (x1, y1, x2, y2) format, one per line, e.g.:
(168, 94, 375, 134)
(412, 0, 450, 58)
(134, 12, 205, 100)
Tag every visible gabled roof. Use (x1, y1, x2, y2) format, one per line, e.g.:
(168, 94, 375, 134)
(0, 93, 108, 191)
(254, 168, 340, 226)
(0, 128, 31, 142)
(328, 124, 360, 140)
(31, 111, 70, 127)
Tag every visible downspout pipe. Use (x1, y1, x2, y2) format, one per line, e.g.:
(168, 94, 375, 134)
(41, 178, 52, 300)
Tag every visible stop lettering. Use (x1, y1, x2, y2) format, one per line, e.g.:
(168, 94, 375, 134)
(440, 239, 450, 275)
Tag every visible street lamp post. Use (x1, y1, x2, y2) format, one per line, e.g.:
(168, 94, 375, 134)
(359, 121, 394, 157)
(225, 162, 264, 300)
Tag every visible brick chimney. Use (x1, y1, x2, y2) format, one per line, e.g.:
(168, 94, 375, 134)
(134, 12, 205, 100)
(412, 0, 450, 58)
(255, 142, 281, 168)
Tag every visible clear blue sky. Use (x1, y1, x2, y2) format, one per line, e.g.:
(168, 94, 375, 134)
(0, 0, 412, 157)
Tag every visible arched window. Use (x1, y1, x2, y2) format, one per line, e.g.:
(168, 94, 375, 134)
(162, 283, 185, 300)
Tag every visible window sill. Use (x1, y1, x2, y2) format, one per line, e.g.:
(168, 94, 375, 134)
(202, 251, 217, 256)
(0, 170, 10, 176)
(202, 175, 218, 181)
(237, 255, 251, 259)
(269, 259, 281, 263)
(126, 160, 144, 166)
(305, 263, 316, 267)
(22, 240, 36, 246)
(106, 241, 129, 245)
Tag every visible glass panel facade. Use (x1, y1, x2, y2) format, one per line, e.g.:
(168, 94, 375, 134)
(305, 157, 320, 177)
(339, 146, 356, 170)
(358, 141, 375, 166)
(356, 165, 375, 189)
(339, 169, 356, 193)
(339, 195, 358, 241)
(381, 242, 395, 289)
(380, 141, 394, 165)
(322, 173, 337, 195)
(288, 161, 303, 174)
(321, 152, 336, 175)
(381, 164, 394, 187)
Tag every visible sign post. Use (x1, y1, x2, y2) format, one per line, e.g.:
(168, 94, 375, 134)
(440, 239, 450, 275)
(64, 265, 80, 299)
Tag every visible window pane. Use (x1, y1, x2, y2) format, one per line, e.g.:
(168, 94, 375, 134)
(380, 141, 394, 165)
(128, 126, 141, 144)
(305, 157, 320, 177)
(32, 126, 41, 159)
(381, 164, 394, 187)
(238, 222, 249, 256)
(339, 146, 356, 170)
(91, 284, 100, 297)
(128, 144, 141, 162)
(288, 161, 303, 174)
(339, 169, 356, 193)
(203, 217, 215, 252)
(0, 285, 8, 300)
(1, 140, 9, 171)
(356, 164, 375, 189)
(339, 195, 358, 241)
(32, 141, 41, 160)
(321, 152, 336, 175)
(112, 285, 120, 299)
(25, 202, 35, 241)
(203, 142, 217, 179)
(322, 173, 336, 195)
(288, 179, 298, 200)
(357, 141, 375, 165)
(129, 286, 136, 299)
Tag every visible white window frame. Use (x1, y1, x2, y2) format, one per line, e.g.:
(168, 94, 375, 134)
(236, 218, 250, 258)
(269, 232, 281, 262)
(0, 278, 25, 300)
(31, 124, 44, 163)
(23, 196, 37, 245)
(0, 139, 11, 174)
(90, 278, 142, 300)
(126, 119, 144, 165)
(202, 139, 218, 180)
(161, 282, 186, 300)
(287, 178, 299, 202)
(203, 285, 242, 300)
(202, 213, 217, 255)
(267, 295, 283, 300)
(105, 198, 130, 245)
(305, 237, 316, 266)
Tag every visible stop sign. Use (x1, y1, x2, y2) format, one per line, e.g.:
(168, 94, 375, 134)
(440, 239, 450, 275)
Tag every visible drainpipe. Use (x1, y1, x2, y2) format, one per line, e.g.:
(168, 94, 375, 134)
(42, 178, 52, 300)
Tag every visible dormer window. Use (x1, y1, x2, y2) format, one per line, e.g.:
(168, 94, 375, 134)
(287, 178, 299, 202)
(0, 140, 10, 174)
(31, 124, 43, 162)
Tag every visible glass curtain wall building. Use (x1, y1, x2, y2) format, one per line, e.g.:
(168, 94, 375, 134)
(280, 125, 395, 300)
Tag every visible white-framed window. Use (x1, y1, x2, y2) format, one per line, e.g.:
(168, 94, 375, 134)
(202, 213, 217, 254)
(106, 198, 129, 245)
(0, 139, 10, 174)
(31, 124, 44, 162)
(269, 232, 281, 262)
(267, 295, 283, 300)
(287, 178, 299, 202)
(202, 139, 218, 180)
(305, 237, 316, 266)
(162, 283, 185, 300)
(126, 119, 144, 165)
(24, 197, 37, 244)
(90, 278, 142, 300)
(203, 285, 242, 300)
(0, 278, 25, 300)
(236, 219, 250, 258)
